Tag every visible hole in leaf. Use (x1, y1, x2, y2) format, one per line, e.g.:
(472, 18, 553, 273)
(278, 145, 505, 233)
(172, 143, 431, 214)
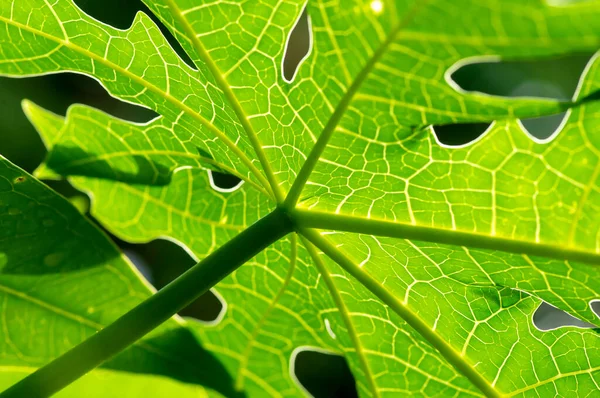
(431, 123, 492, 147)
(448, 53, 592, 100)
(117, 238, 224, 323)
(282, 6, 312, 83)
(292, 348, 358, 398)
(519, 112, 567, 141)
(448, 53, 593, 141)
(591, 301, 600, 318)
(208, 170, 244, 192)
(122, 247, 153, 282)
(533, 301, 597, 331)
(74, 0, 195, 69)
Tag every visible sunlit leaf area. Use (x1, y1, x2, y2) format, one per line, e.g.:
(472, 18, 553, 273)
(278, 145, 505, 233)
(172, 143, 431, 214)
(1, 0, 600, 397)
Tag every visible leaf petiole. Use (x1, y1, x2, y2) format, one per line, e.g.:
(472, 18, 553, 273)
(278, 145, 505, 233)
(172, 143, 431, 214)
(1, 209, 293, 398)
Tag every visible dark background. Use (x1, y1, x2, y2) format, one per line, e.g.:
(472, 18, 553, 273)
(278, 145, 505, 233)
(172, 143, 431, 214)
(0, 1, 596, 396)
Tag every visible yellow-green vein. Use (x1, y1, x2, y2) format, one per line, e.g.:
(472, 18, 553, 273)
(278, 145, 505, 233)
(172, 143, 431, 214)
(234, 234, 298, 391)
(284, 0, 429, 208)
(300, 237, 380, 398)
(0, 14, 271, 197)
(293, 209, 600, 265)
(299, 227, 501, 398)
(165, 0, 284, 203)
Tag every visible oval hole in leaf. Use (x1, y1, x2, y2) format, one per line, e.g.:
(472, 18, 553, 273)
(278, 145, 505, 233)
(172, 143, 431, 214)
(74, 0, 142, 29)
(431, 122, 492, 147)
(119, 238, 225, 323)
(533, 301, 597, 331)
(208, 170, 244, 192)
(448, 53, 592, 100)
(282, 6, 312, 83)
(74, 0, 195, 69)
(292, 348, 358, 398)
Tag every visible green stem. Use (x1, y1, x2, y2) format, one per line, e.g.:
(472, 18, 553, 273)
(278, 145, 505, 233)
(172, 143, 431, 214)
(2, 209, 293, 398)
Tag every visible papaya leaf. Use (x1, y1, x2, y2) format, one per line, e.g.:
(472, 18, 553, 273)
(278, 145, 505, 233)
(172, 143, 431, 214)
(2, 0, 600, 397)
(0, 156, 237, 397)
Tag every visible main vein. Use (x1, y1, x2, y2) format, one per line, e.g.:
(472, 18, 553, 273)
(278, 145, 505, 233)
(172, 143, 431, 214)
(1, 209, 294, 397)
(165, 0, 284, 203)
(301, 237, 380, 398)
(284, 1, 428, 208)
(0, 14, 272, 198)
(299, 228, 500, 398)
(294, 209, 600, 265)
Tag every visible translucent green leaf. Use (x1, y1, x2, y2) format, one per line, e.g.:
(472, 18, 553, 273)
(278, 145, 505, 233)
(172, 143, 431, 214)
(0, 156, 235, 397)
(2, 0, 600, 397)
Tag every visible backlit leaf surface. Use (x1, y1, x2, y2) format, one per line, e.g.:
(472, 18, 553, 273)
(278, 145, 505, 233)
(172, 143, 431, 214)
(1, 0, 600, 396)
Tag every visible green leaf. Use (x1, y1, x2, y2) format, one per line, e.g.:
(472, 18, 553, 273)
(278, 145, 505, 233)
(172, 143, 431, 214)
(0, 156, 236, 397)
(0, 368, 217, 398)
(0, 0, 270, 190)
(2, 0, 600, 397)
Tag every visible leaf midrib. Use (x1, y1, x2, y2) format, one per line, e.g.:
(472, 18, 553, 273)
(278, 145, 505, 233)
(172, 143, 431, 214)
(293, 209, 600, 265)
(398, 30, 600, 47)
(284, 0, 431, 208)
(0, 13, 271, 198)
(301, 237, 380, 398)
(0, 279, 202, 374)
(299, 227, 501, 398)
(164, 0, 284, 203)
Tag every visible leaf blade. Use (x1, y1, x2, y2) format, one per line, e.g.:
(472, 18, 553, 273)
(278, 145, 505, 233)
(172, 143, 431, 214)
(0, 156, 237, 396)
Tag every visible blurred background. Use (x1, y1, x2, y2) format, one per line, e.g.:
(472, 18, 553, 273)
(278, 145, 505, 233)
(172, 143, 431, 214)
(0, 0, 597, 396)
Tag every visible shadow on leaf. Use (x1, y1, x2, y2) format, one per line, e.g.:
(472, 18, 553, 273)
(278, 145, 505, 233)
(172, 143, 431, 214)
(105, 327, 244, 397)
(45, 145, 174, 185)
